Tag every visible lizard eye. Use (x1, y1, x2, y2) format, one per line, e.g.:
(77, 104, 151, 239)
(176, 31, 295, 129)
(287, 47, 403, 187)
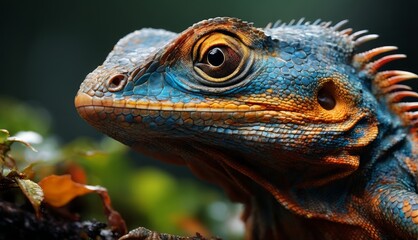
(193, 33, 252, 86)
(195, 45, 242, 79)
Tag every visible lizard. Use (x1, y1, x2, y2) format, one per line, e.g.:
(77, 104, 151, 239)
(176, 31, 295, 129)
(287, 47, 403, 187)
(74, 17, 418, 239)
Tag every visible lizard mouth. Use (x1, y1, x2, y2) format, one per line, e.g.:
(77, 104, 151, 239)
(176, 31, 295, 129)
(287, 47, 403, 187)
(74, 93, 93, 108)
(75, 92, 265, 112)
(75, 91, 377, 152)
(75, 91, 366, 129)
(75, 93, 102, 122)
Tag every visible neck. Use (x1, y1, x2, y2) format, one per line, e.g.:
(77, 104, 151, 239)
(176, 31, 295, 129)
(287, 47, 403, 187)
(243, 126, 415, 239)
(178, 125, 413, 239)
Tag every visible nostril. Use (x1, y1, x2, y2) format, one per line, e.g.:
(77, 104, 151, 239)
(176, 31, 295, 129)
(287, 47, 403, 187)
(107, 74, 127, 92)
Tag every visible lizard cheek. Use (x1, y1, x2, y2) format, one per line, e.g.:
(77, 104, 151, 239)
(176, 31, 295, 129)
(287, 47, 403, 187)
(107, 74, 128, 92)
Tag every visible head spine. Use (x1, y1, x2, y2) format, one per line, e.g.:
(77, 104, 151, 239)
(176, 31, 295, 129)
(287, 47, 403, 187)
(346, 22, 418, 142)
(266, 18, 418, 143)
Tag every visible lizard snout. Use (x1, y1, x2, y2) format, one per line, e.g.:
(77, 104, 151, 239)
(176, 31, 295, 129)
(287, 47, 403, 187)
(74, 92, 93, 108)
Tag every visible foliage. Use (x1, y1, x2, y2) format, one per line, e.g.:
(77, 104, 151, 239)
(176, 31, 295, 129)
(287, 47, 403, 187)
(0, 128, 126, 235)
(0, 129, 43, 217)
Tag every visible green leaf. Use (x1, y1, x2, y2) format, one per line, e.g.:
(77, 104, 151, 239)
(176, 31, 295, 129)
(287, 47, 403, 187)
(15, 178, 44, 217)
(0, 129, 10, 144)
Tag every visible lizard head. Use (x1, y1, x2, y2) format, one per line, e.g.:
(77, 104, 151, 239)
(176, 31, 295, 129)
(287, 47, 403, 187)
(75, 17, 418, 206)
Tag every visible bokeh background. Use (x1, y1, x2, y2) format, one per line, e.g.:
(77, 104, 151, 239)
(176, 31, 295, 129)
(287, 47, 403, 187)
(1, 0, 418, 238)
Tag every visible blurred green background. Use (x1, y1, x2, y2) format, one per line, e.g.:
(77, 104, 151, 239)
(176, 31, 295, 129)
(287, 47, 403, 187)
(1, 0, 418, 238)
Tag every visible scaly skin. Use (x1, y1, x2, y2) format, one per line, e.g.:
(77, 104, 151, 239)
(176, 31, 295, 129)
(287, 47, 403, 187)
(75, 17, 418, 239)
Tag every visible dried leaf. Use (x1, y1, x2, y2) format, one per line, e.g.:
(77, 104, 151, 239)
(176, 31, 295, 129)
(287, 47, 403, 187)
(38, 174, 127, 234)
(15, 178, 44, 217)
(38, 174, 93, 207)
(93, 186, 127, 235)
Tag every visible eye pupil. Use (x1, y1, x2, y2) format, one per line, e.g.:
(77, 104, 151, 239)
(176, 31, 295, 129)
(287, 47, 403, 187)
(317, 87, 336, 110)
(207, 47, 225, 66)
